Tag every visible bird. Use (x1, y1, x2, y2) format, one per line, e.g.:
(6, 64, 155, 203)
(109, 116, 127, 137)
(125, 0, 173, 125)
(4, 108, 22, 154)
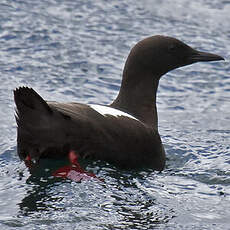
(14, 35, 224, 179)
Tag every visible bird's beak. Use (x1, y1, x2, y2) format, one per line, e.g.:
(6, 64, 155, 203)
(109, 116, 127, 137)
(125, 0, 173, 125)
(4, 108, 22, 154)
(190, 49, 224, 63)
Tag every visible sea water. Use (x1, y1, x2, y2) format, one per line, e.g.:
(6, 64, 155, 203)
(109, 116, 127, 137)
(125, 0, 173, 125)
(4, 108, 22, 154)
(0, 0, 229, 229)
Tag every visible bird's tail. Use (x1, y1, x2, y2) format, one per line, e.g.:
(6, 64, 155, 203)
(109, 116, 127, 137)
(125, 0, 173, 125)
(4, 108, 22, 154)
(14, 87, 55, 160)
(14, 87, 53, 125)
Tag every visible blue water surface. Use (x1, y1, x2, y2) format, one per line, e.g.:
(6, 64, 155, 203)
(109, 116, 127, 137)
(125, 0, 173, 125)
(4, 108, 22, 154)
(0, 0, 230, 229)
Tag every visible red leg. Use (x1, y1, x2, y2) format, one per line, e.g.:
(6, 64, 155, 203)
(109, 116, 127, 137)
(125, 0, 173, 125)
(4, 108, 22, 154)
(52, 150, 103, 182)
(24, 154, 33, 169)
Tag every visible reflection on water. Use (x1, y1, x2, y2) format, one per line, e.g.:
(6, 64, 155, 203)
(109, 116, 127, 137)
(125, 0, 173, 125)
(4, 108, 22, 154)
(17, 165, 176, 229)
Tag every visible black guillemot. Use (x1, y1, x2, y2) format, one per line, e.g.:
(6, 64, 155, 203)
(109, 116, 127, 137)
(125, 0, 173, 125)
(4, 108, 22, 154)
(14, 35, 224, 179)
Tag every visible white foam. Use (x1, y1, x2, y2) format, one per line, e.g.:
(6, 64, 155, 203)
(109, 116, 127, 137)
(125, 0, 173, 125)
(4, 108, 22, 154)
(89, 104, 138, 121)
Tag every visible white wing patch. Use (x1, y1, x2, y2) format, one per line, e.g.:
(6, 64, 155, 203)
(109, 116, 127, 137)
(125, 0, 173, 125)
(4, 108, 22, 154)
(89, 104, 138, 121)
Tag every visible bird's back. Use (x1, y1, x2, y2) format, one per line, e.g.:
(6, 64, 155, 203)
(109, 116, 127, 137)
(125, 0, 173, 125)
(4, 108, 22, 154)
(14, 87, 165, 170)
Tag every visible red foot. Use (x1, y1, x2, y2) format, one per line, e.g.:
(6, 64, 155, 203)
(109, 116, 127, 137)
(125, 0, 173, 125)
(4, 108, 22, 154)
(24, 154, 34, 169)
(52, 150, 102, 182)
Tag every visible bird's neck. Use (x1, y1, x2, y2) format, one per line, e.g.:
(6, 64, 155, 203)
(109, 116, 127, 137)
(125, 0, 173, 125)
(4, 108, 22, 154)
(111, 68, 160, 130)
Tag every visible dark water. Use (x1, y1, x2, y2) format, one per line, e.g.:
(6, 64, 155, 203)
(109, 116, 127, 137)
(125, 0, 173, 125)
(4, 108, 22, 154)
(0, 0, 230, 229)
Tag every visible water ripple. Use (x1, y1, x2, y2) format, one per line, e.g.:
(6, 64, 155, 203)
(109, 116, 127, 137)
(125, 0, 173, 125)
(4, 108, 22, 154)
(0, 0, 230, 229)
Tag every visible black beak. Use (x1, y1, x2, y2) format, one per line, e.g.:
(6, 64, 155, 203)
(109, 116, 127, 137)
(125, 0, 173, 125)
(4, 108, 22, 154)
(190, 50, 224, 63)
